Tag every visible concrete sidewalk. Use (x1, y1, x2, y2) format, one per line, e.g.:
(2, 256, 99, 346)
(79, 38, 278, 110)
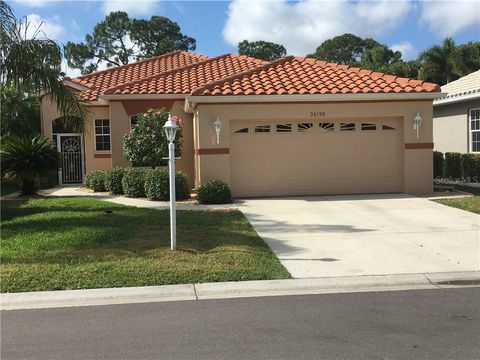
(39, 186, 236, 211)
(2, 271, 478, 311)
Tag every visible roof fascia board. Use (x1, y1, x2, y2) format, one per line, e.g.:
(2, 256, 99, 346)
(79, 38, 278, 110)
(63, 80, 91, 91)
(185, 92, 445, 111)
(100, 94, 189, 101)
(433, 93, 480, 106)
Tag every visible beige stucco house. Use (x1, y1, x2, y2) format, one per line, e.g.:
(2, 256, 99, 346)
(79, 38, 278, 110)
(41, 51, 441, 197)
(433, 70, 480, 154)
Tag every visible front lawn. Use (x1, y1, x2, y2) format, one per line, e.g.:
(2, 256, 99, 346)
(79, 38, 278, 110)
(0, 198, 290, 292)
(435, 196, 480, 215)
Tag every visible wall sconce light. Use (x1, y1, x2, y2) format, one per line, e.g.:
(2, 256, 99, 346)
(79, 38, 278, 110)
(213, 117, 222, 144)
(413, 113, 422, 139)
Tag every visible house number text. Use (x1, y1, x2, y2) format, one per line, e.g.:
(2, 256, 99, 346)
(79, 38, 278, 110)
(310, 111, 326, 117)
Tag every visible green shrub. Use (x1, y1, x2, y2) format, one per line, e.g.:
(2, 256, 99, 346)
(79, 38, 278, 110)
(433, 151, 444, 178)
(197, 180, 232, 204)
(85, 170, 106, 192)
(445, 152, 462, 178)
(144, 168, 190, 201)
(105, 167, 126, 194)
(122, 168, 146, 197)
(462, 153, 480, 179)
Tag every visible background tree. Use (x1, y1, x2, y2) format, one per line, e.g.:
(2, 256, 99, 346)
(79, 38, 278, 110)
(65, 12, 196, 74)
(307, 34, 381, 64)
(0, 0, 88, 133)
(1, 85, 41, 137)
(123, 108, 183, 168)
(418, 38, 480, 84)
(238, 40, 287, 61)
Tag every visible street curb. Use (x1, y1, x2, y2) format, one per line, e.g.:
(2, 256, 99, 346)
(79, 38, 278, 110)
(1, 271, 478, 311)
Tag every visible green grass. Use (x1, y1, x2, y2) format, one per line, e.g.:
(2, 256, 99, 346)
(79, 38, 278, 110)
(435, 196, 480, 215)
(0, 197, 290, 292)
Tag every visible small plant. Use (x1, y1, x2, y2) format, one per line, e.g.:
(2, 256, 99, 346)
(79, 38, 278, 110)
(122, 168, 147, 197)
(197, 180, 232, 204)
(0, 136, 59, 195)
(105, 167, 126, 194)
(445, 152, 462, 178)
(144, 168, 190, 201)
(85, 170, 106, 192)
(433, 151, 444, 178)
(462, 154, 480, 178)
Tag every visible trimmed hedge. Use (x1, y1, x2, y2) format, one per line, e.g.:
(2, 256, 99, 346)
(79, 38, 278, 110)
(105, 167, 125, 194)
(122, 168, 147, 197)
(144, 168, 190, 201)
(445, 152, 462, 178)
(433, 151, 444, 178)
(85, 170, 106, 192)
(462, 153, 480, 178)
(197, 180, 232, 204)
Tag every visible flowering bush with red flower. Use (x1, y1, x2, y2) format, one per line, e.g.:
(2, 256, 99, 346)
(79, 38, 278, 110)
(123, 108, 183, 168)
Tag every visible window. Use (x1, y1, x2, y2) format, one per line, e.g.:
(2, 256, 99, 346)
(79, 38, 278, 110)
(470, 108, 480, 152)
(298, 123, 314, 132)
(276, 124, 292, 132)
(130, 115, 138, 129)
(94, 119, 111, 151)
(234, 127, 249, 134)
(319, 122, 334, 132)
(362, 123, 376, 131)
(340, 122, 355, 131)
(382, 124, 396, 130)
(255, 125, 270, 133)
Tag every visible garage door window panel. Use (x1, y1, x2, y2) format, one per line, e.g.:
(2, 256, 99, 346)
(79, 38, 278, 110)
(340, 122, 356, 131)
(361, 123, 376, 131)
(255, 125, 271, 133)
(382, 124, 397, 130)
(276, 124, 292, 132)
(234, 127, 249, 134)
(319, 122, 335, 132)
(298, 123, 314, 132)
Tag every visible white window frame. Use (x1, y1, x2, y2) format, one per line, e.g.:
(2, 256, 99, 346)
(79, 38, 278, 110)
(469, 108, 480, 153)
(94, 119, 111, 152)
(130, 115, 138, 129)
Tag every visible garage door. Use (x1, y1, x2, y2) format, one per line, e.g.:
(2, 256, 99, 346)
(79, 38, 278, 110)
(230, 119, 402, 197)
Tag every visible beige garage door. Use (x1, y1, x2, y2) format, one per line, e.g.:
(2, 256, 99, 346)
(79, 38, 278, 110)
(230, 119, 402, 197)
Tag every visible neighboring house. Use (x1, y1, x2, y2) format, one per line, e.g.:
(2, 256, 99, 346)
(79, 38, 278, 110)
(433, 70, 480, 154)
(41, 51, 441, 197)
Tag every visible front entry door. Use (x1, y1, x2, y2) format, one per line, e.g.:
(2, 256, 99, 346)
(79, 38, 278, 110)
(57, 134, 84, 184)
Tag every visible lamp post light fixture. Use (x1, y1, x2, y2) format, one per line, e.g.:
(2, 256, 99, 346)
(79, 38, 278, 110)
(213, 117, 222, 144)
(163, 114, 178, 250)
(413, 113, 422, 139)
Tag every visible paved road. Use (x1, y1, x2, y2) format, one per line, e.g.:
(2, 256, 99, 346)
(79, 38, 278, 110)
(236, 195, 480, 278)
(2, 288, 479, 360)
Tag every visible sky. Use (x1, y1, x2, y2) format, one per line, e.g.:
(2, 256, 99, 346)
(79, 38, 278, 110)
(8, 0, 480, 77)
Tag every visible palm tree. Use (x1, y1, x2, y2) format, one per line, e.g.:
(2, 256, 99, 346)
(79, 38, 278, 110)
(1, 136, 60, 195)
(418, 38, 480, 85)
(0, 0, 88, 132)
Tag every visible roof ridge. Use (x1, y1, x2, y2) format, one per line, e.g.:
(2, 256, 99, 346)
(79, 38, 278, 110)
(102, 53, 236, 95)
(71, 51, 207, 82)
(190, 56, 294, 96)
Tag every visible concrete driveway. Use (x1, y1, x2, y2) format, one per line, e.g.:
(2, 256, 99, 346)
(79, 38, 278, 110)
(236, 194, 479, 278)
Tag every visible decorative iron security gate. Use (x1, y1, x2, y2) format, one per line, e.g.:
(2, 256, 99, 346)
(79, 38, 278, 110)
(56, 134, 84, 184)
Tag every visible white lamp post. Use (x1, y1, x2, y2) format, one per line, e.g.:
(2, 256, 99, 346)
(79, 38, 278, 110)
(213, 117, 222, 144)
(163, 114, 178, 250)
(413, 113, 422, 139)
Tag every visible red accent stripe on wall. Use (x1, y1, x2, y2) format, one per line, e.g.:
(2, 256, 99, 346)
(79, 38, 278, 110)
(197, 148, 230, 155)
(94, 153, 112, 158)
(404, 142, 434, 149)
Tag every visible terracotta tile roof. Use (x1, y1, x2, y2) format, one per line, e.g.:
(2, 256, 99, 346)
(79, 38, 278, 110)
(191, 56, 441, 96)
(103, 54, 266, 96)
(67, 51, 208, 101)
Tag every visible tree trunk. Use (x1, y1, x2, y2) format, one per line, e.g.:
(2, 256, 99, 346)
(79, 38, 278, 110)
(22, 179, 36, 195)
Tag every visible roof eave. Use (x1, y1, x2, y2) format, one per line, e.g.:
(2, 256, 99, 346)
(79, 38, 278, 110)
(99, 94, 190, 101)
(433, 92, 480, 106)
(185, 92, 444, 113)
